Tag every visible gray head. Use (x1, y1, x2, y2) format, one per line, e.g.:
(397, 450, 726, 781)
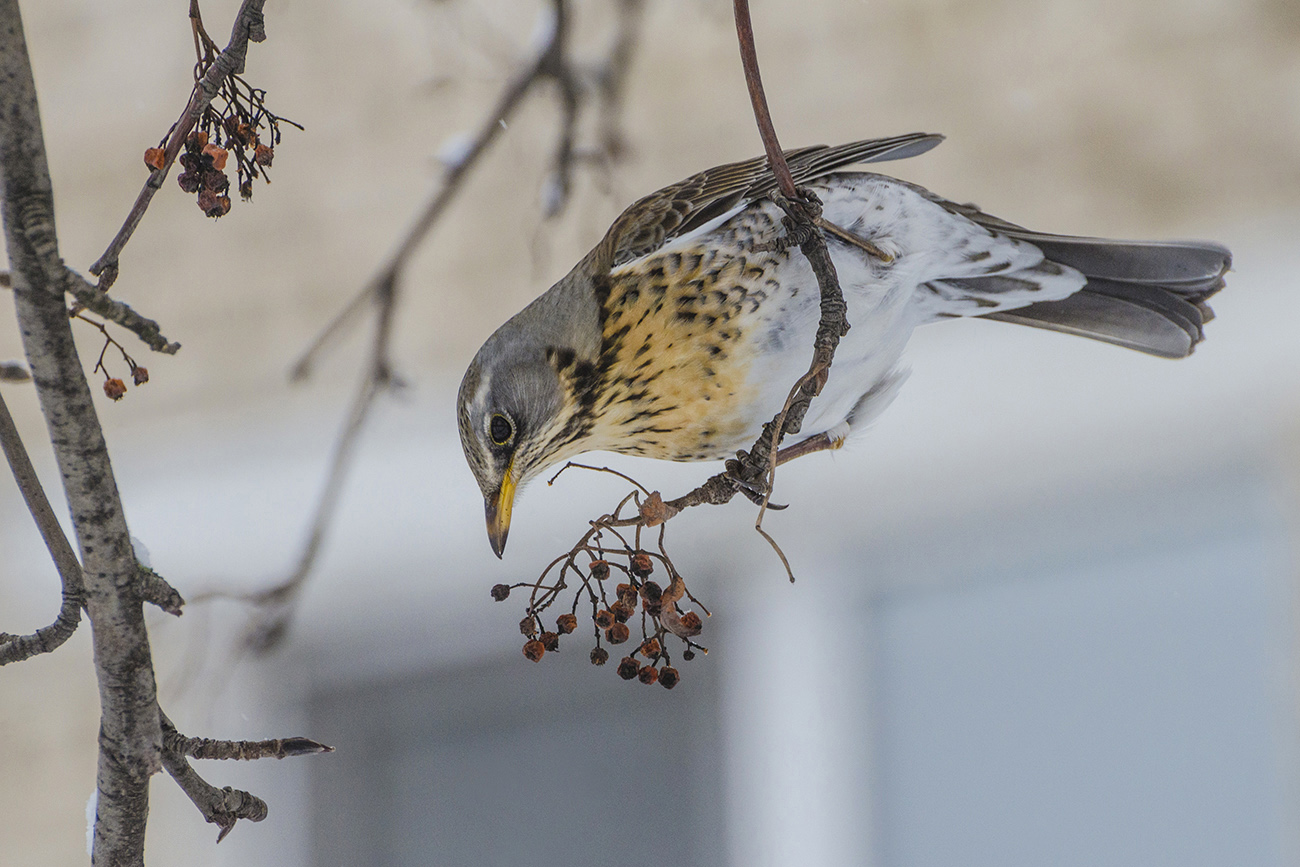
(457, 327, 571, 558)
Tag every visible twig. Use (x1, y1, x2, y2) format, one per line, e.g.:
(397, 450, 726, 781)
(89, 0, 268, 288)
(65, 268, 181, 354)
(0, 388, 85, 665)
(159, 712, 267, 843)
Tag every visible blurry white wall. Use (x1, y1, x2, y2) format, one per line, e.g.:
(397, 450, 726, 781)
(2, 0, 1299, 865)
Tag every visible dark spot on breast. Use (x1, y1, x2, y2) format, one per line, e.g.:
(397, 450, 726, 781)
(967, 250, 991, 261)
(676, 311, 697, 323)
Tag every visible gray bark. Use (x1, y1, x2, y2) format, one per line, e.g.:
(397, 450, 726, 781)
(0, 1, 160, 864)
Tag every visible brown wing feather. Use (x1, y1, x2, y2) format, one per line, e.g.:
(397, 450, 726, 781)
(596, 132, 944, 269)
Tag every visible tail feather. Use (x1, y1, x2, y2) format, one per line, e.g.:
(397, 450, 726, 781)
(983, 234, 1230, 359)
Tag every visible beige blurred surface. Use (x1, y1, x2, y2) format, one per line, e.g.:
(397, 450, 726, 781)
(1, 0, 1297, 863)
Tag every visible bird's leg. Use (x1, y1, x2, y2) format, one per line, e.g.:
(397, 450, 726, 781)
(774, 423, 849, 466)
(815, 218, 893, 263)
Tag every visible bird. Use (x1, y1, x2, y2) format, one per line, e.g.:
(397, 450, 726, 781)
(458, 132, 1230, 557)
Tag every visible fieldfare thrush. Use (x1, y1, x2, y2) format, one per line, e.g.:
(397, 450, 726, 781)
(458, 132, 1231, 556)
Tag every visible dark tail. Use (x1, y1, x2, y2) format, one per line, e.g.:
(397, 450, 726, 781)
(983, 234, 1231, 358)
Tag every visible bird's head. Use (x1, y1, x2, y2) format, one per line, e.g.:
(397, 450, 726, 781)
(457, 332, 582, 558)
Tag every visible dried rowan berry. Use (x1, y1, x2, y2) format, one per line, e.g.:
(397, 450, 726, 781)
(179, 152, 199, 172)
(143, 147, 166, 172)
(658, 667, 680, 689)
(201, 143, 229, 171)
(197, 189, 230, 218)
(522, 639, 545, 662)
(177, 172, 201, 193)
(254, 143, 274, 167)
(131, 366, 149, 386)
(556, 613, 578, 634)
(641, 599, 662, 618)
(630, 551, 653, 577)
(490, 583, 511, 602)
(593, 609, 615, 630)
(605, 622, 630, 645)
(640, 638, 661, 658)
(640, 581, 662, 603)
(519, 616, 537, 637)
(637, 665, 659, 685)
(616, 583, 637, 603)
(540, 631, 560, 652)
(610, 600, 634, 623)
(682, 649, 696, 662)
(186, 130, 208, 151)
(590, 647, 609, 666)
(202, 170, 229, 194)
(617, 656, 639, 680)
(677, 612, 703, 637)
(103, 378, 126, 401)
(588, 560, 610, 581)
(239, 178, 254, 200)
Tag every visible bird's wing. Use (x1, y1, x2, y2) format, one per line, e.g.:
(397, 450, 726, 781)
(596, 132, 944, 270)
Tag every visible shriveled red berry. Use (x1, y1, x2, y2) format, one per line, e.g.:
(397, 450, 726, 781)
(678, 612, 703, 636)
(254, 143, 274, 167)
(103, 378, 126, 401)
(590, 647, 609, 666)
(522, 639, 545, 662)
(556, 613, 577, 634)
(185, 130, 208, 151)
(630, 551, 653, 577)
(519, 616, 537, 637)
(610, 600, 634, 623)
(177, 171, 201, 193)
(540, 631, 560, 652)
(143, 147, 166, 171)
(201, 143, 229, 171)
(588, 560, 611, 581)
(491, 583, 511, 601)
(179, 152, 199, 172)
(682, 649, 696, 662)
(616, 583, 637, 602)
(605, 622, 630, 645)
(640, 581, 662, 602)
(593, 609, 615, 630)
(658, 667, 680, 689)
(637, 665, 659, 685)
(196, 188, 230, 217)
(640, 638, 661, 658)
(617, 656, 639, 680)
(131, 366, 149, 386)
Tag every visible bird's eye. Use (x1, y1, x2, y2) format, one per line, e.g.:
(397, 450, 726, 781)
(489, 413, 514, 446)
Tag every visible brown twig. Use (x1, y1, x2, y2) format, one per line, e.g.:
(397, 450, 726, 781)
(89, 0, 268, 288)
(0, 388, 85, 665)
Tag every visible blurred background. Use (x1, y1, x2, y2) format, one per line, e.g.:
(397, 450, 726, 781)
(2, 0, 1299, 864)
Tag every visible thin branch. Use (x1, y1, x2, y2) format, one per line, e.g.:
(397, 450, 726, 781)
(89, 0, 268, 288)
(65, 269, 181, 354)
(0, 388, 86, 665)
(137, 565, 185, 616)
(731, 0, 796, 199)
(159, 712, 267, 843)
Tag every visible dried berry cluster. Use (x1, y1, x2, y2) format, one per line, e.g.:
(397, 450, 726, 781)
(70, 308, 149, 401)
(491, 491, 708, 688)
(142, 26, 298, 218)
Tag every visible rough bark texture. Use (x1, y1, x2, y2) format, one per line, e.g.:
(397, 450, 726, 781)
(0, 1, 160, 864)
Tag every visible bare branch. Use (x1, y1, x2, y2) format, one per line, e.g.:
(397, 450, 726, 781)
(65, 269, 181, 354)
(0, 388, 87, 665)
(137, 565, 185, 616)
(89, 0, 268, 288)
(159, 709, 330, 842)
(731, 0, 796, 199)
(0, 0, 161, 859)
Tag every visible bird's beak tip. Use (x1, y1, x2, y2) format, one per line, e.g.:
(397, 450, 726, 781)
(485, 474, 516, 559)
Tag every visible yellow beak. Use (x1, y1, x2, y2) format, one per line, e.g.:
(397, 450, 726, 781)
(485, 467, 516, 558)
